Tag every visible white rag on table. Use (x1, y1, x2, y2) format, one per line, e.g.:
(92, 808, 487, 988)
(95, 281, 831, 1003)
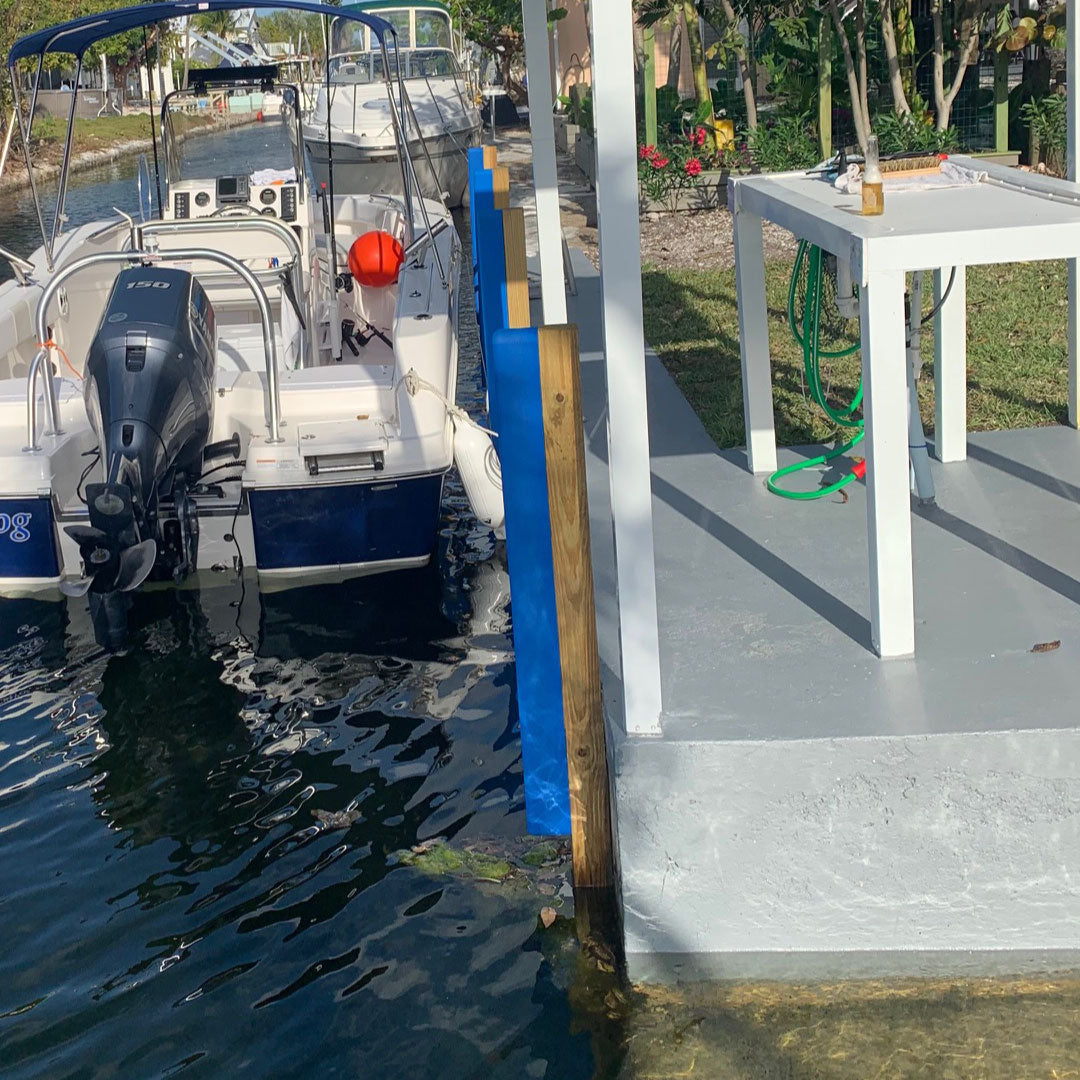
(833, 159, 987, 194)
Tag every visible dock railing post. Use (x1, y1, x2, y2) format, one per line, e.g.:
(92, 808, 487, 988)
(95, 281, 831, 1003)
(538, 324, 614, 890)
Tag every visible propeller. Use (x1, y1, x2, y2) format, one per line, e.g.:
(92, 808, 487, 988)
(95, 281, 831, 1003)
(62, 525, 157, 597)
(114, 539, 157, 592)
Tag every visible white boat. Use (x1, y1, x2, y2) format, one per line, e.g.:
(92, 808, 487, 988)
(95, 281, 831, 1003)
(0, 0, 502, 648)
(303, 2, 482, 207)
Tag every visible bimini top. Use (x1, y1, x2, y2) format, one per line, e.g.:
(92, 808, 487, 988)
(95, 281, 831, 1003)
(9, 0, 396, 65)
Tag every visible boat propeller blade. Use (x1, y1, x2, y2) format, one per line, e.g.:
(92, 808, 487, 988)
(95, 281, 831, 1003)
(64, 524, 110, 547)
(59, 576, 94, 598)
(114, 539, 157, 592)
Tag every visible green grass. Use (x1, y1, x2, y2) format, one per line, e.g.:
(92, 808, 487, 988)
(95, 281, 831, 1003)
(641, 259, 1070, 449)
(31, 112, 216, 155)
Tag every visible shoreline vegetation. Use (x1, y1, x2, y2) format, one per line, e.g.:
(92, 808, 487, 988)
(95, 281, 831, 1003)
(0, 111, 252, 190)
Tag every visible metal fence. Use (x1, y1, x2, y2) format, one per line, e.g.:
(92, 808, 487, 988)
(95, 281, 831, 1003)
(699, 13, 998, 152)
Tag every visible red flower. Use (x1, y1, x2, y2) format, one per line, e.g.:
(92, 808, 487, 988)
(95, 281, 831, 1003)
(639, 144, 655, 160)
(685, 157, 703, 177)
(695, 126, 707, 147)
(650, 154, 669, 169)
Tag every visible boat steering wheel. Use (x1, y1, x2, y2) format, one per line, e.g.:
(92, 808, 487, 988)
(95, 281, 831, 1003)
(209, 205, 265, 218)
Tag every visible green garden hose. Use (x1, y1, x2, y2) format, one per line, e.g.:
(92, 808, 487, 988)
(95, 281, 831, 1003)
(766, 241, 865, 500)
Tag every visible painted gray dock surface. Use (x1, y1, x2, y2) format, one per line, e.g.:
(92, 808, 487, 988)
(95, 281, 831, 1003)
(567, 249, 1080, 980)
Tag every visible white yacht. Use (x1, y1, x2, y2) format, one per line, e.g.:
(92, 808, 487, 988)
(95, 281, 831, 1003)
(303, 2, 482, 207)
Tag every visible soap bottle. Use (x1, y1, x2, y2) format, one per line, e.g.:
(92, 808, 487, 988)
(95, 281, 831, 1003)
(862, 135, 884, 216)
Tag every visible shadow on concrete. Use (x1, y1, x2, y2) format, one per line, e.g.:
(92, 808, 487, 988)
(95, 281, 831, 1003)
(650, 472, 872, 651)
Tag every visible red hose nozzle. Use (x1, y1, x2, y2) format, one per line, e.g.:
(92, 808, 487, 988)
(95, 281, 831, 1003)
(852, 459, 867, 480)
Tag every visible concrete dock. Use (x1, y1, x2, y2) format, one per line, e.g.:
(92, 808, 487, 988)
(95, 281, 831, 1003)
(492, 125, 1080, 981)
(564, 247, 1080, 981)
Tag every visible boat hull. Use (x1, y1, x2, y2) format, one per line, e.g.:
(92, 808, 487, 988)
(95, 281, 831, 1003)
(248, 471, 446, 573)
(304, 129, 479, 208)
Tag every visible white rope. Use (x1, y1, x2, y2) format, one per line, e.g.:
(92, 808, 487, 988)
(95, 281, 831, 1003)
(392, 367, 498, 437)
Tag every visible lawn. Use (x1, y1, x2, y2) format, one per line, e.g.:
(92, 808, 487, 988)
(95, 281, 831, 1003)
(641, 258, 1070, 450)
(28, 112, 218, 163)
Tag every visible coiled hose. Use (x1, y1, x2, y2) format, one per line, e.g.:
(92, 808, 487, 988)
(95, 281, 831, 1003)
(766, 241, 864, 500)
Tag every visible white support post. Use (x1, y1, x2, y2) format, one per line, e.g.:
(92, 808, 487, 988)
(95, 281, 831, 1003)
(932, 265, 967, 462)
(860, 268, 915, 658)
(733, 202, 777, 475)
(589, 0, 663, 735)
(521, 0, 567, 325)
(1068, 0, 1079, 427)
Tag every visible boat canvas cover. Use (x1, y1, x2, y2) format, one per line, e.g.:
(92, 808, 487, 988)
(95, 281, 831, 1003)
(9, 0, 396, 64)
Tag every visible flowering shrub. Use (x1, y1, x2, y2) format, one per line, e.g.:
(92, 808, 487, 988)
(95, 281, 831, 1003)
(638, 129, 716, 209)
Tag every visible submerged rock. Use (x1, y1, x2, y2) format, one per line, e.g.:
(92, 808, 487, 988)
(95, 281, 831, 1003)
(311, 807, 361, 830)
(391, 836, 573, 895)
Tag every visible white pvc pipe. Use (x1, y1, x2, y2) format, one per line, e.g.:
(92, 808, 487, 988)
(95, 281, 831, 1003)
(589, 0, 663, 733)
(521, 0, 567, 324)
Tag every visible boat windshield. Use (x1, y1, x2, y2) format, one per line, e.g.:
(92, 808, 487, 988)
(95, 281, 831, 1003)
(163, 87, 302, 184)
(331, 8, 450, 53)
(328, 47, 458, 83)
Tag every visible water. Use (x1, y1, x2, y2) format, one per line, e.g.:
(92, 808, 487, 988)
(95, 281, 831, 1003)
(3, 127, 1080, 1080)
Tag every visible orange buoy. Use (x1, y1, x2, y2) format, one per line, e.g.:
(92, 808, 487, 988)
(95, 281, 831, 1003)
(348, 230, 404, 288)
(256, 109, 264, 122)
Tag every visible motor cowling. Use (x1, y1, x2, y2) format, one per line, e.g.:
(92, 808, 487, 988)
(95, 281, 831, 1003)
(66, 266, 217, 647)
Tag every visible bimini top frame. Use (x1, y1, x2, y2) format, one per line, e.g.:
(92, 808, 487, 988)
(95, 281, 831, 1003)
(5, 0, 400, 274)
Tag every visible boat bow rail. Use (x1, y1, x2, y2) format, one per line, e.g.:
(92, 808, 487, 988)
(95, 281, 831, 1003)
(25, 248, 284, 452)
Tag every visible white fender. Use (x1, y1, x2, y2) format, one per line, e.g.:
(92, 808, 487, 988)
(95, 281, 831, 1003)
(452, 414, 505, 536)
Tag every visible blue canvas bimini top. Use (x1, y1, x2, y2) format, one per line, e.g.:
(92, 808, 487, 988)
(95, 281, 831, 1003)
(8, 0, 395, 65)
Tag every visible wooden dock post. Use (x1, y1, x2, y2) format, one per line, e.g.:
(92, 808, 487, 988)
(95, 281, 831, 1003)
(482, 145, 497, 169)
(501, 207, 530, 330)
(537, 324, 614, 890)
(492, 165, 510, 211)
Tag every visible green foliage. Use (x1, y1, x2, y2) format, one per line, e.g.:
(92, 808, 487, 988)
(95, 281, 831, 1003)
(873, 110, 959, 155)
(743, 112, 819, 172)
(1021, 93, 1067, 172)
(560, 85, 593, 133)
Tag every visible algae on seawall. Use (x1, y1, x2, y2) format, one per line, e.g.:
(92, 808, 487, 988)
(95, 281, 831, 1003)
(619, 973, 1080, 1079)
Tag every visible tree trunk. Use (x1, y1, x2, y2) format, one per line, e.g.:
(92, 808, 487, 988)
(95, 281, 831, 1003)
(855, 1, 870, 132)
(680, 0, 711, 115)
(880, 0, 912, 114)
(930, 0, 982, 131)
(715, 0, 757, 129)
(182, 18, 191, 90)
(827, 0, 870, 150)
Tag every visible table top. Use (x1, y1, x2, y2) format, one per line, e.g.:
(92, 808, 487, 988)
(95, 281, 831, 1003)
(730, 157, 1080, 275)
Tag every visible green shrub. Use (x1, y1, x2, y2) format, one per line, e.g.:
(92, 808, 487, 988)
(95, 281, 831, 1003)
(873, 110, 958, 155)
(743, 112, 819, 173)
(1021, 93, 1066, 173)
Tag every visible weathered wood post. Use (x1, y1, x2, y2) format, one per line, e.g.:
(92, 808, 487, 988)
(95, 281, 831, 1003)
(537, 324, 614, 890)
(994, 48, 1009, 154)
(482, 145, 497, 169)
(502, 207, 530, 329)
(818, 14, 832, 160)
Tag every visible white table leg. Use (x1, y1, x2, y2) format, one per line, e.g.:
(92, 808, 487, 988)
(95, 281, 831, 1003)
(1069, 259, 1079, 428)
(933, 265, 967, 461)
(860, 269, 915, 658)
(733, 207, 776, 474)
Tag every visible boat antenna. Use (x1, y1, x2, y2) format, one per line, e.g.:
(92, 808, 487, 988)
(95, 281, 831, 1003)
(142, 25, 163, 219)
(322, 12, 340, 339)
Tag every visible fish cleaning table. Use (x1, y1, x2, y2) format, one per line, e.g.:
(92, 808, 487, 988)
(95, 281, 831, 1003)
(729, 158, 1080, 657)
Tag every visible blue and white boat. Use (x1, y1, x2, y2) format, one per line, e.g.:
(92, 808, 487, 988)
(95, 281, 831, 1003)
(0, 0, 502, 646)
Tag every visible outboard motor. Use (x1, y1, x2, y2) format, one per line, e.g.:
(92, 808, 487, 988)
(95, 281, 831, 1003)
(63, 266, 217, 648)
